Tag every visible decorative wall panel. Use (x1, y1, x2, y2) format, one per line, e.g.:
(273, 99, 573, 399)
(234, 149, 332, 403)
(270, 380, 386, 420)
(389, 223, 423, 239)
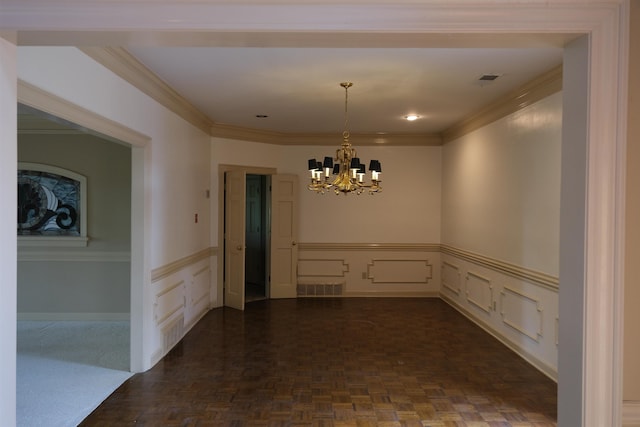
(298, 258, 349, 278)
(442, 261, 461, 295)
(150, 251, 213, 363)
(440, 247, 559, 380)
(297, 243, 440, 296)
(191, 265, 210, 308)
(500, 286, 543, 342)
(465, 271, 493, 314)
(154, 280, 185, 326)
(367, 259, 433, 284)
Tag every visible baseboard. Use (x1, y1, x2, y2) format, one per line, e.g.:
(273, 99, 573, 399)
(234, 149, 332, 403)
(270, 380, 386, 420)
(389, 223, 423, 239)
(17, 312, 130, 321)
(343, 291, 441, 298)
(440, 293, 558, 382)
(18, 250, 130, 262)
(624, 401, 640, 426)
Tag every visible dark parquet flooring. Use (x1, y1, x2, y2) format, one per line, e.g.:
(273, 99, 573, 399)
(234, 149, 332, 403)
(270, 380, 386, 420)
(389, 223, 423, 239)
(80, 298, 557, 426)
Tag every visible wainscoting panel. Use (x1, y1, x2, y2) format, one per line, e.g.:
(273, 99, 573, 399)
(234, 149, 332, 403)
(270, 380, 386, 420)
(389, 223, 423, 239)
(367, 259, 432, 284)
(187, 264, 211, 329)
(154, 279, 185, 326)
(298, 258, 349, 278)
(440, 247, 558, 380)
(296, 243, 558, 380)
(442, 261, 461, 295)
(465, 271, 493, 315)
(500, 286, 544, 343)
(150, 249, 213, 364)
(297, 244, 440, 296)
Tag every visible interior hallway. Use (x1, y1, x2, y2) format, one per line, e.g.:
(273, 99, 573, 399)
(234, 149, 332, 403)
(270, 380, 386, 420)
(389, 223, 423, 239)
(80, 298, 556, 426)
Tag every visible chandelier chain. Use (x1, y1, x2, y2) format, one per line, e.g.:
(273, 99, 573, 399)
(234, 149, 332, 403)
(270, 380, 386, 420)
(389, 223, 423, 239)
(342, 82, 351, 140)
(342, 85, 349, 138)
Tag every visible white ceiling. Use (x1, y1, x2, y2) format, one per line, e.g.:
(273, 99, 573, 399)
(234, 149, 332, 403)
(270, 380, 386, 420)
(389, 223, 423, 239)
(125, 46, 563, 136)
(7, 2, 572, 140)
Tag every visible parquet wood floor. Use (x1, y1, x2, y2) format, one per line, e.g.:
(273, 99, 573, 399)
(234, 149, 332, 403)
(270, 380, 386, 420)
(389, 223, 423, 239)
(80, 298, 557, 426)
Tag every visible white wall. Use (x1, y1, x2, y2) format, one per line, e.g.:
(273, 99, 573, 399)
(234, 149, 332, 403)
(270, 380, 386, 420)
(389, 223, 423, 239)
(212, 138, 441, 245)
(18, 47, 212, 270)
(282, 145, 441, 244)
(442, 92, 561, 276)
(440, 92, 562, 378)
(211, 138, 442, 297)
(0, 35, 17, 427)
(17, 46, 212, 370)
(210, 137, 283, 245)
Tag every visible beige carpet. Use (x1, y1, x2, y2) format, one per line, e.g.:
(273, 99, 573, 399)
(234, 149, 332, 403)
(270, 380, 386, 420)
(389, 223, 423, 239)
(17, 321, 133, 427)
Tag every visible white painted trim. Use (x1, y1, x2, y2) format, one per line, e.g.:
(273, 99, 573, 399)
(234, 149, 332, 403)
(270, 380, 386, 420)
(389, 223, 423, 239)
(499, 286, 544, 343)
(302, 243, 559, 291)
(343, 291, 440, 298)
(150, 247, 213, 282)
(17, 70, 152, 374)
(441, 244, 558, 290)
(299, 242, 440, 252)
(623, 401, 640, 426)
(17, 312, 130, 321)
(18, 236, 89, 247)
(78, 51, 559, 147)
(582, 5, 627, 425)
(3, 1, 629, 423)
(17, 79, 150, 148)
(79, 47, 213, 135)
(17, 250, 130, 262)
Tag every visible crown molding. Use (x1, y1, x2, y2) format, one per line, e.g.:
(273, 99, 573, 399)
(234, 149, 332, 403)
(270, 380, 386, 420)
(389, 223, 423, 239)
(441, 65, 562, 143)
(80, 46, 559, 147)
(211, 122, 442, 146)
(82, 46, 441, 146)
(79, 47, 214, 135)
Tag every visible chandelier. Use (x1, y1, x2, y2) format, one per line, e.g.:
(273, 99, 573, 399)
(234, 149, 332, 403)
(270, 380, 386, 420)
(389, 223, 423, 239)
(307, 82, 382, 195)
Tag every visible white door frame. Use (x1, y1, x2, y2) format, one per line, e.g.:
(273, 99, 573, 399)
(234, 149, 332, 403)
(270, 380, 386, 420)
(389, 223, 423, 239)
(217, 165, 277, 308)
(17, 80, 151, 373)
(3, 2, 631, 423)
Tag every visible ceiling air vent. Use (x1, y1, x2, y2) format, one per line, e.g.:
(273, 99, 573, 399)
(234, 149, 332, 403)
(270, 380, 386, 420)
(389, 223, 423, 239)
(478, 74, 501, 81)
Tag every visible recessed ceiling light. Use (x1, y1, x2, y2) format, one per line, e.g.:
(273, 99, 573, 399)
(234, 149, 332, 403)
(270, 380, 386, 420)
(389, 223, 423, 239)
(405, 115, 419, 121)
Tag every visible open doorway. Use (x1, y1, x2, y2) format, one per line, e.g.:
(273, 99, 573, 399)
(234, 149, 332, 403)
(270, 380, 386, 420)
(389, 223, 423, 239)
(17, 81, 150, 374)
(220, 165, 298, 310)
(16, 103, 135, 426)
(220, 165, 276, 310)
(245, 174, 270, 303)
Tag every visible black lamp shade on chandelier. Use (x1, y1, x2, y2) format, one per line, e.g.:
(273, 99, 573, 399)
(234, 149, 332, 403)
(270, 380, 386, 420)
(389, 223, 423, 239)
(307, 82, 382, 195)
